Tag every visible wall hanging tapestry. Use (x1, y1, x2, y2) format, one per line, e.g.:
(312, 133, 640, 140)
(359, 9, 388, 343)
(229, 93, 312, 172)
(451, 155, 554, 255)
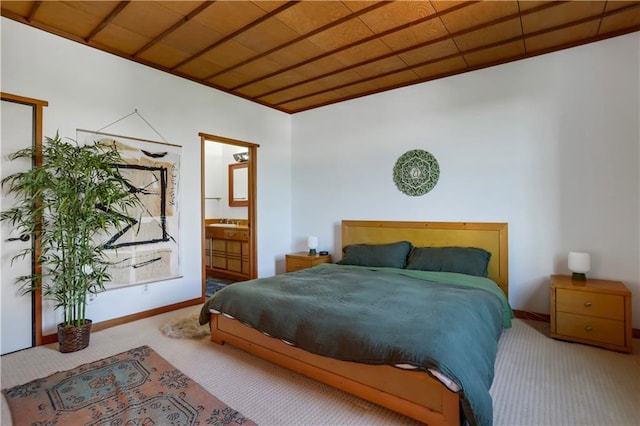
(393, 149, 440, 196)
(2, 345, 255, 425)
(77, 129, 181, 288)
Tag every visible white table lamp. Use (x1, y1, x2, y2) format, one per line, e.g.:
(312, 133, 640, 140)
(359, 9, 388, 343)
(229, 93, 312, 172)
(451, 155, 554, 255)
(568, 251, 590, 281)
(308, 236, 318, 256)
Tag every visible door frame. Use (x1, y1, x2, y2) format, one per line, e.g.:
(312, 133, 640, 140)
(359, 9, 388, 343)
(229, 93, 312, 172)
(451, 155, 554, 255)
(199, 132, 259, 295)
(1, 92, 48, 348)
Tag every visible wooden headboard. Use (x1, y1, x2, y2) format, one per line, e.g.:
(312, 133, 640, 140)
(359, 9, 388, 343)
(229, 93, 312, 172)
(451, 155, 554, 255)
(341, 220, 509, 298)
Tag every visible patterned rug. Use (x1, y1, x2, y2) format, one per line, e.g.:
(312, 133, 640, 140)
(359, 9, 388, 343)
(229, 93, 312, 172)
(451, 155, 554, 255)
(2, 345, 255, 425)
(206, 279, 229, 297)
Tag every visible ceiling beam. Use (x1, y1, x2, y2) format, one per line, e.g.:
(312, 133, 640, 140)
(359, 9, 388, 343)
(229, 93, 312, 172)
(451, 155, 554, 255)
(202, 1, 390, 81)
(275, 3, 640, 109)
(231, 0, 478, 92)
(85, 1, 130, 43)
(170, 2, 297, 71)
(134, 1, 216, 57)
(26, 1, 41, 22)
(258, 1, 567, 101)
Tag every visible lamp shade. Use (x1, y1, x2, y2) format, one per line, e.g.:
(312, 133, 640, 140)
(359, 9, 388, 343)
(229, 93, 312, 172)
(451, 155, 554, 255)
(568, 251, 590, 281)
(308, 236, 318, 255)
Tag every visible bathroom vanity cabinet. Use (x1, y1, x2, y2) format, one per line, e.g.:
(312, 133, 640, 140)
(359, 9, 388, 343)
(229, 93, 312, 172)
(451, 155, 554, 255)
(205, 225, 250, 281)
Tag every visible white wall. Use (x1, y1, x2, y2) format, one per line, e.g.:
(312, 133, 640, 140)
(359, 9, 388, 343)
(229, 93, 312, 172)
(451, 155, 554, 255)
(3, 17, 638, 331)
(204, 142, 249, 220)
(1, 18, 292, 334)
(291, 33, 640, 328)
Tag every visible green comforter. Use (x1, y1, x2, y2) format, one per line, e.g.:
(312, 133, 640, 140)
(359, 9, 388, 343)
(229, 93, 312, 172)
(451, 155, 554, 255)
(200, 263, 513, 426)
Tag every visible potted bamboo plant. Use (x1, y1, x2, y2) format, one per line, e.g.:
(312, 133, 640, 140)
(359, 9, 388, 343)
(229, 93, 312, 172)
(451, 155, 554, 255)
(0, 133, 140, 352)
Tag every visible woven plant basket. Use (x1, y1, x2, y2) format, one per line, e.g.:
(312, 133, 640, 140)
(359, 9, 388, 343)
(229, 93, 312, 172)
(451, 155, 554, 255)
(57, 320, 92, 353)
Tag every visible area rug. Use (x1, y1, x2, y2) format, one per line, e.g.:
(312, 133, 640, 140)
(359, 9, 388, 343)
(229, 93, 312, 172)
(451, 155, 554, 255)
(160, 312, 210, 339)
(206, 279, 229, 297)
(2, 345, 256, 426)
(159, 280, 230, 339)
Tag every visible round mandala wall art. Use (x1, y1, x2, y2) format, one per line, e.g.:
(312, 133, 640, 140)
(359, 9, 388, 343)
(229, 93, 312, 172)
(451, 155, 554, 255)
(393, 149, 440, 196)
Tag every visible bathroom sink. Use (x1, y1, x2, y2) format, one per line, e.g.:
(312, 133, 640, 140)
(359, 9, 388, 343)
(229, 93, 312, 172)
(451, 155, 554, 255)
(208, 223, 249, 229)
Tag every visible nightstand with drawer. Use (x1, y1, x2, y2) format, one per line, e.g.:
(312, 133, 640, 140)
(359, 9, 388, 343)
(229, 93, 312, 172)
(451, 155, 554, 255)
(285, 252, 331, 273)
(550, 274, 632, 353)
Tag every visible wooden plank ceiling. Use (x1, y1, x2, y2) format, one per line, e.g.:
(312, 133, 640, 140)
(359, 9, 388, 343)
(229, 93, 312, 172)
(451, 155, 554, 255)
(3, 1, 639, 114)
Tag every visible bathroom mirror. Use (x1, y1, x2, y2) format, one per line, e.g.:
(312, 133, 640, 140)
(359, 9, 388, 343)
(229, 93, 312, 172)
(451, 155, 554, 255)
(229, 163, 248, 207)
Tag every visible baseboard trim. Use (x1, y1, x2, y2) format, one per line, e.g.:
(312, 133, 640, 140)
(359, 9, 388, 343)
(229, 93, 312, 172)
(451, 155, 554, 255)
(513, 309, 550, 322)
(40, 305, 640, 344)
(513, 309, 640, 339)
(41, 297, 204, 345)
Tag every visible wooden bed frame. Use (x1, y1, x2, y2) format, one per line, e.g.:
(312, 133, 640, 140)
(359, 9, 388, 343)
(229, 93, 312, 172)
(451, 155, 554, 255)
(209, 220, 509, 426)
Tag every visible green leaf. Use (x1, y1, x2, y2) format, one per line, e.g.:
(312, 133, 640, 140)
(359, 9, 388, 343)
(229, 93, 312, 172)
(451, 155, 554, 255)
(1, 133, 142, 326)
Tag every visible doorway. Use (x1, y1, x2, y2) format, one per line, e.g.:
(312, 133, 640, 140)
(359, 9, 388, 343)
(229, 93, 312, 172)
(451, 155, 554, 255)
(199, 133, 258, 298)
(1, 92, 48, 353)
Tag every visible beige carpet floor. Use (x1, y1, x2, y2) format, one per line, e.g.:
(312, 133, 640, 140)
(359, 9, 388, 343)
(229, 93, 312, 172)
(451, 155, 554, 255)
(2, 307, 638, 425)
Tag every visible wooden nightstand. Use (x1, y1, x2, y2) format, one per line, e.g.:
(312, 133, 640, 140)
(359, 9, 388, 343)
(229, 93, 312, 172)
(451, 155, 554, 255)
(285, 252, 331, 273)
(550, 274, 632, 353)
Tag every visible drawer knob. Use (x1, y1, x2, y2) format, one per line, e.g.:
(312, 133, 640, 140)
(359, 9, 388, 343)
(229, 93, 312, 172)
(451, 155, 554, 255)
(584, 301, 592, 308)
(585, 325, 593, 332)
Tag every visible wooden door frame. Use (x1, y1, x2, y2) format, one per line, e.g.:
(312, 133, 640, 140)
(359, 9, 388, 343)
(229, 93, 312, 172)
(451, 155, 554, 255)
(199, 132, 259, 296)
(1, 92, 48, 347)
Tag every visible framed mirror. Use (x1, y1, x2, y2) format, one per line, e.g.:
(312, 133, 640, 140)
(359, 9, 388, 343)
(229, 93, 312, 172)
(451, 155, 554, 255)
(229, 162, 248, 207)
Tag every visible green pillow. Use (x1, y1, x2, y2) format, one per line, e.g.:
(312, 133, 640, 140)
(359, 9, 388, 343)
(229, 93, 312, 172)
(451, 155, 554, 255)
(405, 246, 491, 277)
(338, 241, 412, 269)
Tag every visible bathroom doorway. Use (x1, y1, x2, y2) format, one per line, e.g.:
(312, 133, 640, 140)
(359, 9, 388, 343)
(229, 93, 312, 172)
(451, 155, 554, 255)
(199, 133, 258, 298)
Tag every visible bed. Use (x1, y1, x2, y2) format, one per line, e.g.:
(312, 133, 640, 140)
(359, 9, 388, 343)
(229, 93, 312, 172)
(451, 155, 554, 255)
(200, 220, 511, 426)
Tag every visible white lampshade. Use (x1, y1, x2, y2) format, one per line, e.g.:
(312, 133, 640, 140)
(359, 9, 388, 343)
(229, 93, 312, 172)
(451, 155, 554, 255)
(307, 236, 318, 255)
(568, 251, 590, 281)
